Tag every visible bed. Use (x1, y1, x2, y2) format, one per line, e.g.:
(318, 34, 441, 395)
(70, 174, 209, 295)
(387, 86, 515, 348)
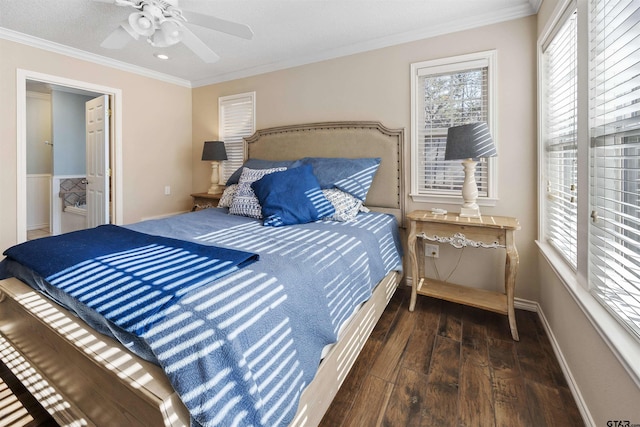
(0, 121, 405, 427)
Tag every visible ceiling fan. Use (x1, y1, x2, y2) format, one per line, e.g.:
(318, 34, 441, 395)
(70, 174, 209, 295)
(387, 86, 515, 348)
(93, 0, 253, 63)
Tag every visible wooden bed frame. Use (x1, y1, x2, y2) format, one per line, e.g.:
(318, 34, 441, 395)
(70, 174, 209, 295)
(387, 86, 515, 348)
(0, 121, 405, 426)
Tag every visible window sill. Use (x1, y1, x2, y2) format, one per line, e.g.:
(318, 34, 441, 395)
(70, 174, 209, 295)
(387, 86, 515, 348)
(409, 193, 498, 206)
(536, 240, 640, 388)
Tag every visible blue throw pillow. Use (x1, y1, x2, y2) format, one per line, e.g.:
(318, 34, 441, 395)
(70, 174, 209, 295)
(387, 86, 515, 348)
(299, 157, 381, 201)
(229, 167, 287, 218)
(226, 159, 301, 185)
(251, 164, 335, 227)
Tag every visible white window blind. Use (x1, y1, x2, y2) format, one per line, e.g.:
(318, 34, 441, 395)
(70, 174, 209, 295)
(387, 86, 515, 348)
(218, 92, 255, 183)
(589, 0, 640, 339)
(543, 8, 578, 269)
(411, 52, 496, 201)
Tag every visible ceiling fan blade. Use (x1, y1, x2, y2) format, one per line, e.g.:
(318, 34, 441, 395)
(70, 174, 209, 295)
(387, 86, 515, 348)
(180, 27, 220, 63)
(101, 23, 135, 49)
(181, 10, 253, 40)
(90, 0, 138, 5)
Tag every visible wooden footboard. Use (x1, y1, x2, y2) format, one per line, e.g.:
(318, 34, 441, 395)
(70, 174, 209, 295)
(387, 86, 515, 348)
(0, 277, 189, 426)
(0, 271, 400, 426)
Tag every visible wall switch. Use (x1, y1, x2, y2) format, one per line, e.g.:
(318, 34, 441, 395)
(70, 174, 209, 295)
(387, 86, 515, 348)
(164, 185, 171, 195)
(424, 243, 439, 258)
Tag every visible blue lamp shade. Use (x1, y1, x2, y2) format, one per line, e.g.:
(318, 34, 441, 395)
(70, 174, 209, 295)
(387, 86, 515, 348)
(201, 141, 228, 161)
(444, 122, 497, 160)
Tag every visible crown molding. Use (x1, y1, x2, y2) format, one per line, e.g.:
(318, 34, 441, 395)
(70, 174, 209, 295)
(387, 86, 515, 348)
(192, 3, 536, 87)
(0, 27, 192, 88)
(2, 1, 536, 89)
(529, 0, 543, 13)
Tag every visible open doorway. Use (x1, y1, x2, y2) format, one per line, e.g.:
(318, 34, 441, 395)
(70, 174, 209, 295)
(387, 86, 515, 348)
(25, 81, 107, 239)
(17, 69, 123, 244)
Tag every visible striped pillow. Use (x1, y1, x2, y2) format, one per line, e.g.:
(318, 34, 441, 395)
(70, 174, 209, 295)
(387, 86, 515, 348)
(229, 167, 286, 218)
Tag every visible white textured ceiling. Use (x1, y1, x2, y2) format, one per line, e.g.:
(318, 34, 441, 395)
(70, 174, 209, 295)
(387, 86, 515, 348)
(0, 0, 538, 87)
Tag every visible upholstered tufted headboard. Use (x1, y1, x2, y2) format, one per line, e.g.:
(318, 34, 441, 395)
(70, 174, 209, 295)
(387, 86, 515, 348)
(244, 121, 405, 222)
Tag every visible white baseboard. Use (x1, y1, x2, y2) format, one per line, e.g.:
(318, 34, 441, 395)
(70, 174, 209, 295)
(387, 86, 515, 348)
(514, 297, 538, 312)
(27, 223, 49, 231)
(528, 300, 595, 427)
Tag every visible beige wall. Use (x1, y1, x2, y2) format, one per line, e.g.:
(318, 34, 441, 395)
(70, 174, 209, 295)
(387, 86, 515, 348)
(193, 16, 539, 301)
(0, 38, 193, 252)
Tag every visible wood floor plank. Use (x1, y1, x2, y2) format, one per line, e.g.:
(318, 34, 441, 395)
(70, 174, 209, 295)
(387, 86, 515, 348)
(401, 296, 440, 375)
(437, 300, 463, 341)
(341, 374, 394, 427)
(514, 311, 557, 388)
(487, 337, 532, 427)
(459, 312, 495, 427)
(525, 380, 582, 427)
(421, 335, 460, 427)
(382, 368, 429, 427)
(318, 338, 383, 427)
(558, 385, 584, 427)
(370, 303, 416, 383)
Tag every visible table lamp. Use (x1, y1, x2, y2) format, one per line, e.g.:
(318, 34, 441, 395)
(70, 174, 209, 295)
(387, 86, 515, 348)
(444, 122, 497, 218)
(201, 140, 227, 194)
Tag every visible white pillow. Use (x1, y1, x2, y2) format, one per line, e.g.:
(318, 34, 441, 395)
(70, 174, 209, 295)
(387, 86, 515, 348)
(229, 167, 286, 218)
(322, 188, 363, 221)
(218, 184, 237, 208)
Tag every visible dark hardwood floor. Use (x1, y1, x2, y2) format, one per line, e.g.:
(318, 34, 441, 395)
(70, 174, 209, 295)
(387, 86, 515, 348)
(0, 285, 583, 427)
(319, 285, 584, 427)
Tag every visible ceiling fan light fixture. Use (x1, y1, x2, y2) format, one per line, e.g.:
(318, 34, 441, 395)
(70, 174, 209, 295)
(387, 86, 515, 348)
(98, 0, 252, 63)
(128, 11, 155, 36)
(150, 20, 183, 47)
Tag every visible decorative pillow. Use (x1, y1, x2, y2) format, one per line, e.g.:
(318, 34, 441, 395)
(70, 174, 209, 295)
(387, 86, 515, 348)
(251, 164, 335, 227)
(299, 157, 381, 201)
(321, 188, 363, 222)
(229, 167, 286, 218)
(217, 184, 237, 208)
(226, 159, 300, 186)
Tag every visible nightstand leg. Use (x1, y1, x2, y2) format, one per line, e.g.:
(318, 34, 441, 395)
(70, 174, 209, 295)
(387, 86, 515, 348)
(505, 230, 520, 341)
(408, 221, 418, 311)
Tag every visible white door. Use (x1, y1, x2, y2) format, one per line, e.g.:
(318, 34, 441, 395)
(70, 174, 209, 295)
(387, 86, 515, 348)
(85, 95, 110, 228)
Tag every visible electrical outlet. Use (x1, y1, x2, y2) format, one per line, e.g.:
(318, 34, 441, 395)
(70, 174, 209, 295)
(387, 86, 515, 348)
(164, 185, 171, 195)
(424, 243, 439, 258)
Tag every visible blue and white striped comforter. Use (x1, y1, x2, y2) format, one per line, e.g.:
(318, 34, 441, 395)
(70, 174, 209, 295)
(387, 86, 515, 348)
(5, 208, 403, 427)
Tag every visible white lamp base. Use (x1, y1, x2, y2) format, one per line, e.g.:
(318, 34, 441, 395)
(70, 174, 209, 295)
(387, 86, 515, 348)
(207, 160, 225, 194)
(460, 206, 481, 218)
(459, 158, 482, 218)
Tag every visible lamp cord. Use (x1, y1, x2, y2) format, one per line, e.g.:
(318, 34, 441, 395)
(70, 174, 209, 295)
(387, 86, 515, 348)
(431, 246, 465, 283)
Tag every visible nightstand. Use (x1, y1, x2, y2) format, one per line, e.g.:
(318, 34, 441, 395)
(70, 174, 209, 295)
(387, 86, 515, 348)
(191, 192, 223, 211)
(407, 210, 521, 340)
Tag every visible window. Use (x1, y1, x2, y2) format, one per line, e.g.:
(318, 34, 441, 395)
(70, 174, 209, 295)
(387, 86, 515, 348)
(410, 51, 497, 204)
(539, 0, 640, 341)
(589, 0, 640, 339)
(218, 92, 255, 183)
(541, 6, 578, 268)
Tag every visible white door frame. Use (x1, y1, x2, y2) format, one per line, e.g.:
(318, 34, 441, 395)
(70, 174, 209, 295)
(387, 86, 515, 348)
(16, 69, 123, 243)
